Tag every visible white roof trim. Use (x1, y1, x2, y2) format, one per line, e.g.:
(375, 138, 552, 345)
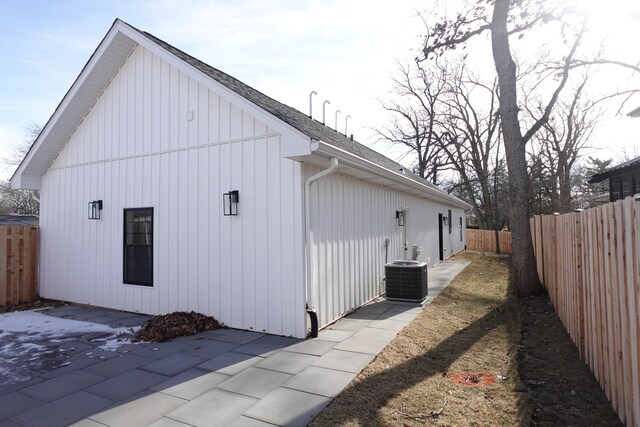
(312, 141, 472, 209)
(11, 19, 310, 190)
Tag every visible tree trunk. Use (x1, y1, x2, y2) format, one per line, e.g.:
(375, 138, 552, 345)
(559, 165, 572, 213)
(491, 0, 543, 296)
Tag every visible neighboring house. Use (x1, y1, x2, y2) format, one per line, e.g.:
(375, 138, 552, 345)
(589, 157, 640, 202)
(11, 19, 470, 338)
(588, 106, 640, 202)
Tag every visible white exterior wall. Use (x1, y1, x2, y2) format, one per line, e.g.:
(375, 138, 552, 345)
(305, 166, 466, 328)
(40, 44, 307, 337)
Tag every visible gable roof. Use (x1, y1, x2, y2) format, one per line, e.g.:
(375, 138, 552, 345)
(11, 19, 469, 209)
(628, 105, 640, 118)
(588, 155, 640, 183)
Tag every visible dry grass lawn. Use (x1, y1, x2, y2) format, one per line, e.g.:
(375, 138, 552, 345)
(312, 252, 620, 426)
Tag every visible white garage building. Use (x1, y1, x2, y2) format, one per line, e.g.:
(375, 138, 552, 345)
(11, 19, 470, 338)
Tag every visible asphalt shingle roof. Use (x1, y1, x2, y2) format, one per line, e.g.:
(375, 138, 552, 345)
(136, 28, 447, 195)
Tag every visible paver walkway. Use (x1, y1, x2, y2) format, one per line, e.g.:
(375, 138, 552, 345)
(0, 260, 469, 427)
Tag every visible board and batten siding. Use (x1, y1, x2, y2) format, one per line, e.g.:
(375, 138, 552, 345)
(40, 44, 307, 337)
(305, 165, 466, 329)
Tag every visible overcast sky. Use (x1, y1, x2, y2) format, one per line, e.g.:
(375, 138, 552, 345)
(1, 0, 639, 180)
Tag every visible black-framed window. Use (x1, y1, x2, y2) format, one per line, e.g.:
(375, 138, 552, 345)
(448, 209, 452, 234)
(124, 208, 153, 286)
(460, 217, 463, 241)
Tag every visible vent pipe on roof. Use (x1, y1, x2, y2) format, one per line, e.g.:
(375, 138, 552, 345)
(309, 91, 317, 118)
(350, 134, 354, 141)
(345, 115, 351, 135)
(334, 110, 341, 131)
(322, 100, 330, 124)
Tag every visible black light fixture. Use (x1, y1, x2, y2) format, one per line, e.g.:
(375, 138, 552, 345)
(223, 190, 239, 216)
(88, 200, 103, 220)
(396, 210, 405, 226)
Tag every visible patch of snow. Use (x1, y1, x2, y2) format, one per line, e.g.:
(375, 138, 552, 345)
(0, 309, 145, 386)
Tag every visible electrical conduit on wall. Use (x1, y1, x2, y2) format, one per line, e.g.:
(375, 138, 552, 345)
(304, 157, 339, 338)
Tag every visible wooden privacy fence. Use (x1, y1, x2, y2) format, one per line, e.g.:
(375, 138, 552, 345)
(0, 226, 38, 306)
(465, 229, 512, 254)
(531, 197, 640, 427)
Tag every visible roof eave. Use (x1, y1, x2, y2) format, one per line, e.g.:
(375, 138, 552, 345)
(10, 19, 138, 190)
(312, 141, 472, 210)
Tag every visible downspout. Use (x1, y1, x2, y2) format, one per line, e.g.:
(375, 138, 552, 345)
(304, 157, 339, 338)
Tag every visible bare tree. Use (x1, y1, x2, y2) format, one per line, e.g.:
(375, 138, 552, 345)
(438, 62, 504, 252)
(422, 0, 594, 295)
(529, 75, 598, 213)
(1, 122, 41, 216)
(374, 63, 450, 184)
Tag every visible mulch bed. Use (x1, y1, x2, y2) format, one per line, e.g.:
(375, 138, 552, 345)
(134, 311, 224, 342)
(518, 294, 623, 426)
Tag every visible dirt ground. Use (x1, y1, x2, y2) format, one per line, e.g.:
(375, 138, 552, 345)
(312, 252, 621, 426)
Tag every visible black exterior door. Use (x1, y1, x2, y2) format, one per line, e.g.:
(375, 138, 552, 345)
(438, 213, 444, 261)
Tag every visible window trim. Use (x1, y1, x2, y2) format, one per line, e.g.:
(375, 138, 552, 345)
(123, 207, 154, 287)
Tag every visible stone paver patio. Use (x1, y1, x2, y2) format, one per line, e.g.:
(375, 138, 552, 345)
(0, 260, 469, 427)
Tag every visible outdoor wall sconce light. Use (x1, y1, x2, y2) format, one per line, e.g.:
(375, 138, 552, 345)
(223, 190, 239, 216)
(396, 210, 406, 226)
(442, 216, 449, 226)
(88, 200, 103, 220)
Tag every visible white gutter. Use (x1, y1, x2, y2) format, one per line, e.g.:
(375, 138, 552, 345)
(311, 141, 471, 210)
(304, 157, 339, 335)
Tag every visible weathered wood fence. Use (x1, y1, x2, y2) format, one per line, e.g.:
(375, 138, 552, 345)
(531, 197, 639, 426)
(465, 229, 512, 254)
(0, 226, 38, 306)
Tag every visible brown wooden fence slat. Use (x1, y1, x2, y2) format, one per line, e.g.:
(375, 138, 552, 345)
(0, 225, 38, 307)
(530, 197, 640, 426)
(465, 229, 512, 254)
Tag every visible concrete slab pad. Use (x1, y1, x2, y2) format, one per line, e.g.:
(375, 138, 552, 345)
(244, 387, 332, 427)
(209, 330, 265, 345)
(228, 415, 276, 426)
(366, 318, 409, 332)
(316, 329, 354, 342)
(378, 311, 420, 322)
(146, 417, 192, 427)
(39, 355, 103, 379)
(352, 326, 399, 342)
(0, 392, 41, 420)
(12, 391, 112, 427)
(283, 366, 356, 398)
(20, 370, 105, 403)
(56, 341, 94, 355)
(311, 349, 375, 373)
(167, 389, 257, 426)
(256, 351, 318, 375)
(68, 419, 105, 426)
(333, 336, 390, 355)
(83, 353, 154, 377)
(107, 315, 150, 328)
(180, 339, 239, 359)
(197, 352, 265, 375)
(232, 336, 297, 357)
(150, 368, 229, 400)
(218, 367, 292, 399)
(129, 342, 189, 359)
(285, 339, 336, 356)
(328, 318, 371, 332)
(85, 369, 167, 401)
(0, 375, 44, 395)
(89, 390, 186, 427)
(140, 353, 208, 377)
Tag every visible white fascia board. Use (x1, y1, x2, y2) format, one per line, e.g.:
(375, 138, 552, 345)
(313, 141, 472, 210)
(10, 175, 41, 191)
(11, 20, 133, 190)
(118, 23, 311, 153)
